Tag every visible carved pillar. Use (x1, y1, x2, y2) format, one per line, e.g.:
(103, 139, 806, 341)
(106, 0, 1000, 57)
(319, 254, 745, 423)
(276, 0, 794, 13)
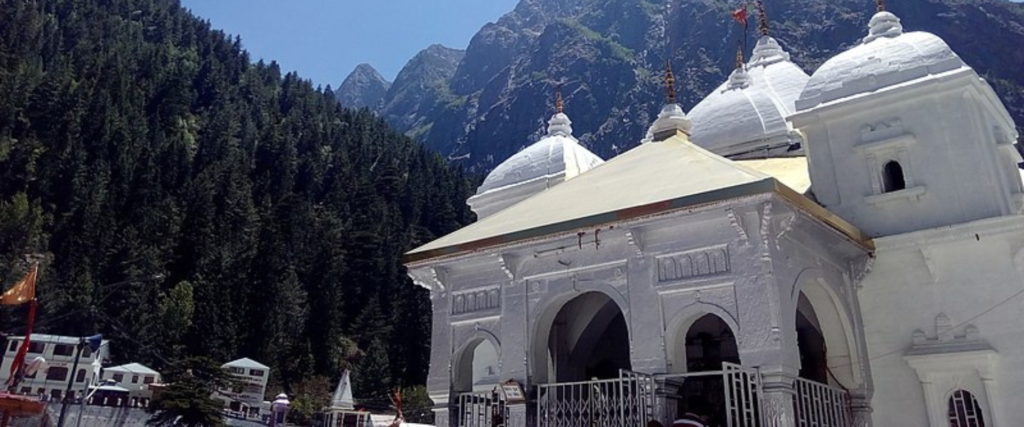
(848, 387, 874, 427)
(658, 379, 682, 426)
(760, 371, 797, 427)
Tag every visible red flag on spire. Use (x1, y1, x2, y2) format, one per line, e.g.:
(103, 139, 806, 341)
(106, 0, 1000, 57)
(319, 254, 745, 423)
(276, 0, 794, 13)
(6, 301, 38, 388)
(4, 265, 39, 390)
(731, 4, 749, 27)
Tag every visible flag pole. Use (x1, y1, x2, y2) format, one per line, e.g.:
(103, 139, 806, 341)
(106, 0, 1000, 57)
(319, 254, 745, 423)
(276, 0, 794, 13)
(744, 2, 749, 60)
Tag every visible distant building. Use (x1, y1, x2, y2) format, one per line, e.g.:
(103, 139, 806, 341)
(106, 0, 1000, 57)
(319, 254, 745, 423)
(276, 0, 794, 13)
(320, 370, 373, 427)
(101, 362, 161, 407)
(216, 357, 270, 419)
(0, 334, 110, 400)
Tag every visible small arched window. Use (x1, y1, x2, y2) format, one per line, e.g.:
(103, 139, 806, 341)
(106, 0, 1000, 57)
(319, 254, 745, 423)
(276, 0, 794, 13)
(948, 389, 986, 427)
(882, 160, 907, 193)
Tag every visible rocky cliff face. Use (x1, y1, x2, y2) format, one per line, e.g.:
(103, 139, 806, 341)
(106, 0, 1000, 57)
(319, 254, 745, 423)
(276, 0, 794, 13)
(336, 63, 391, 109)
(339, 0, 1024, 173)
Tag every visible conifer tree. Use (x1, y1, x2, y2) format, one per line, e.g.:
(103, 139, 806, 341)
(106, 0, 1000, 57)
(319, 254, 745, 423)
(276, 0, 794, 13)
(0, 0, 476, 394)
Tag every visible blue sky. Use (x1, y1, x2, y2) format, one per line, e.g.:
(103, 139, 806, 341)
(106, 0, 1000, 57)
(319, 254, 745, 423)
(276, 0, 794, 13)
(180, 0, 520, 87)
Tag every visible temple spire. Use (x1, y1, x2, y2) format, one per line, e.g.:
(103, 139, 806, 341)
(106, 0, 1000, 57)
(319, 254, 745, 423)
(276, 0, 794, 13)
(756, 0, 770, 36)
(735, 43, 745, 69)
(875, 0, 885, 12)
(555, 84, 564, 114)
(665, 60, 677, 104)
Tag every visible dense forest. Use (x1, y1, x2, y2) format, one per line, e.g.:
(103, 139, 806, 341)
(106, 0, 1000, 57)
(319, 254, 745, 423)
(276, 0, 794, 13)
(0, 0, 476, 415)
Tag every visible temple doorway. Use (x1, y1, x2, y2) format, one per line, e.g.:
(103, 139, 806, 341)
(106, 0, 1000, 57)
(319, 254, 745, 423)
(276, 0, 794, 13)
(670, 314, 740, 426)
(796, 292, 829, 384)
(546, 292, 631, 383)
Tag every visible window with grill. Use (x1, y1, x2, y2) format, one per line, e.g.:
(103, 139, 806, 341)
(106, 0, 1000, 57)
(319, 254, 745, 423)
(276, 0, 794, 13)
(27, 342, 45, 354)
(53, 344, 74, 357)
(46, 367, 68, 381)
(948, 389, 986, 427)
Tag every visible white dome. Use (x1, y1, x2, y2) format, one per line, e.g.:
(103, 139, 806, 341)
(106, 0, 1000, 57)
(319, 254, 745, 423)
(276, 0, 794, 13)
(688, 36, 809, 159)
(469, 112, 604, 218)
(796, 12, 966, 111)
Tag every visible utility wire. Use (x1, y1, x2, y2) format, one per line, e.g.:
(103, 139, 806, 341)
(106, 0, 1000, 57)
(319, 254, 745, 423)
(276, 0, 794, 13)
(831, 283, 1024, 370)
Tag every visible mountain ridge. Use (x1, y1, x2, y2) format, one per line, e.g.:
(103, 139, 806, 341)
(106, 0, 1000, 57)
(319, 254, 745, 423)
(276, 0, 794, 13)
(339, 0, 1024, 173)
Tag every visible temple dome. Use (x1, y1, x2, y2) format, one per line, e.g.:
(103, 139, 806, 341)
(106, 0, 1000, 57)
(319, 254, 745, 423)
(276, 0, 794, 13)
(469, 112, 604, 219)
(796, 11, 966, 111)
(688, 36, 809, 159)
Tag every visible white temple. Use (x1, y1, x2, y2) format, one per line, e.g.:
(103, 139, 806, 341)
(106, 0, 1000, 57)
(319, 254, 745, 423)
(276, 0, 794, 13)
(405, 5, 1023, 427)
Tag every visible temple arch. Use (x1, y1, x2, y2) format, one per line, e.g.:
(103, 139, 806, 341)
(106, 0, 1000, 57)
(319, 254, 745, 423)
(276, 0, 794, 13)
(794, 276, 863, 388)
(666, 309, 740, 424)
(453, 334, 501, 393)
(665, 305, 741, 374)
(530, 290, 631, 384)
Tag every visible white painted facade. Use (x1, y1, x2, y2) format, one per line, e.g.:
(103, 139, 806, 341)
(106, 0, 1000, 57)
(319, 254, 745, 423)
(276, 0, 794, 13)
(406, 9, 1023, 427)
(0, 334, 110, 400)
(788, 10, 1024, 427)
(101, 362, 160, 405)
(217, 357, 270, 418)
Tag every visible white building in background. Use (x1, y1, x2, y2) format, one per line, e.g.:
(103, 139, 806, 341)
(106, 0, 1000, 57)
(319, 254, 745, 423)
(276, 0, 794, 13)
(0, 334, 110, 401)
(404, 6, 1024, 427)
(101, 362, 160, 406)
(217, 357, 270, 419)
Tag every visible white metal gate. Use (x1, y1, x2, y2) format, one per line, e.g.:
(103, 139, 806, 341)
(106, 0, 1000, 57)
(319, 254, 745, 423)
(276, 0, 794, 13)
(457, 391, 504, 427)
(536, 370, 656, 427)
(793, 377, 849, 427)
(722, 362, 762, 427)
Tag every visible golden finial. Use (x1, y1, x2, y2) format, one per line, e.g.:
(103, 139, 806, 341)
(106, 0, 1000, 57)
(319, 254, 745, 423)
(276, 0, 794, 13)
(665, 60, 677, 104)
(555, 84, 564, 114)
(735, 44, 745, 69)
(875, 0, 885, 12)
(756, 0, 770, 36)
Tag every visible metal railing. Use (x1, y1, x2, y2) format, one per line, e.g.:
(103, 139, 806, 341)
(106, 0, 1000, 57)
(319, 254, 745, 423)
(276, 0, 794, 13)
(457, 391, 502, 427)
(793, 376, 849, 427)
(536, 372, 655, 427)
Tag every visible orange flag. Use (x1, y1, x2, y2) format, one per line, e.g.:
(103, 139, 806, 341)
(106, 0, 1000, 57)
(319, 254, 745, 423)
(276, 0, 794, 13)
(1, 264, 37, 305)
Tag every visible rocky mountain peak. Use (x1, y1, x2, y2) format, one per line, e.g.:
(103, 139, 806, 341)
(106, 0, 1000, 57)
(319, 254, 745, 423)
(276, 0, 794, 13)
(336, 63, 391, 109)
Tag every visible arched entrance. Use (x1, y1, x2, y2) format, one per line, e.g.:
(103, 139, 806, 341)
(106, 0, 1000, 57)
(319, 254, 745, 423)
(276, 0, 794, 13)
(678, 314, 740, 373)
(670, 313, 740, 424)
(453, 338, 502, 427)
(796, 293, 829, 384)
(540, 291, 631, 383)
(794, 277, 863, 389)
(454, 338, 500, 393)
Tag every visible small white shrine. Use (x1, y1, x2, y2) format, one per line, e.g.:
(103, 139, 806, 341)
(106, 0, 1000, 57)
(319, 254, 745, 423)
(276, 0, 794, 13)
(405, 4, 1023, 427)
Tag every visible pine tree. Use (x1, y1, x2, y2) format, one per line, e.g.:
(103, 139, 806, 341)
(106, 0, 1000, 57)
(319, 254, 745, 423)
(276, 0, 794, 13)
(354, 338, 392, 403)
(0, 0, 476, 396)
(147, 357, 238, 427)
